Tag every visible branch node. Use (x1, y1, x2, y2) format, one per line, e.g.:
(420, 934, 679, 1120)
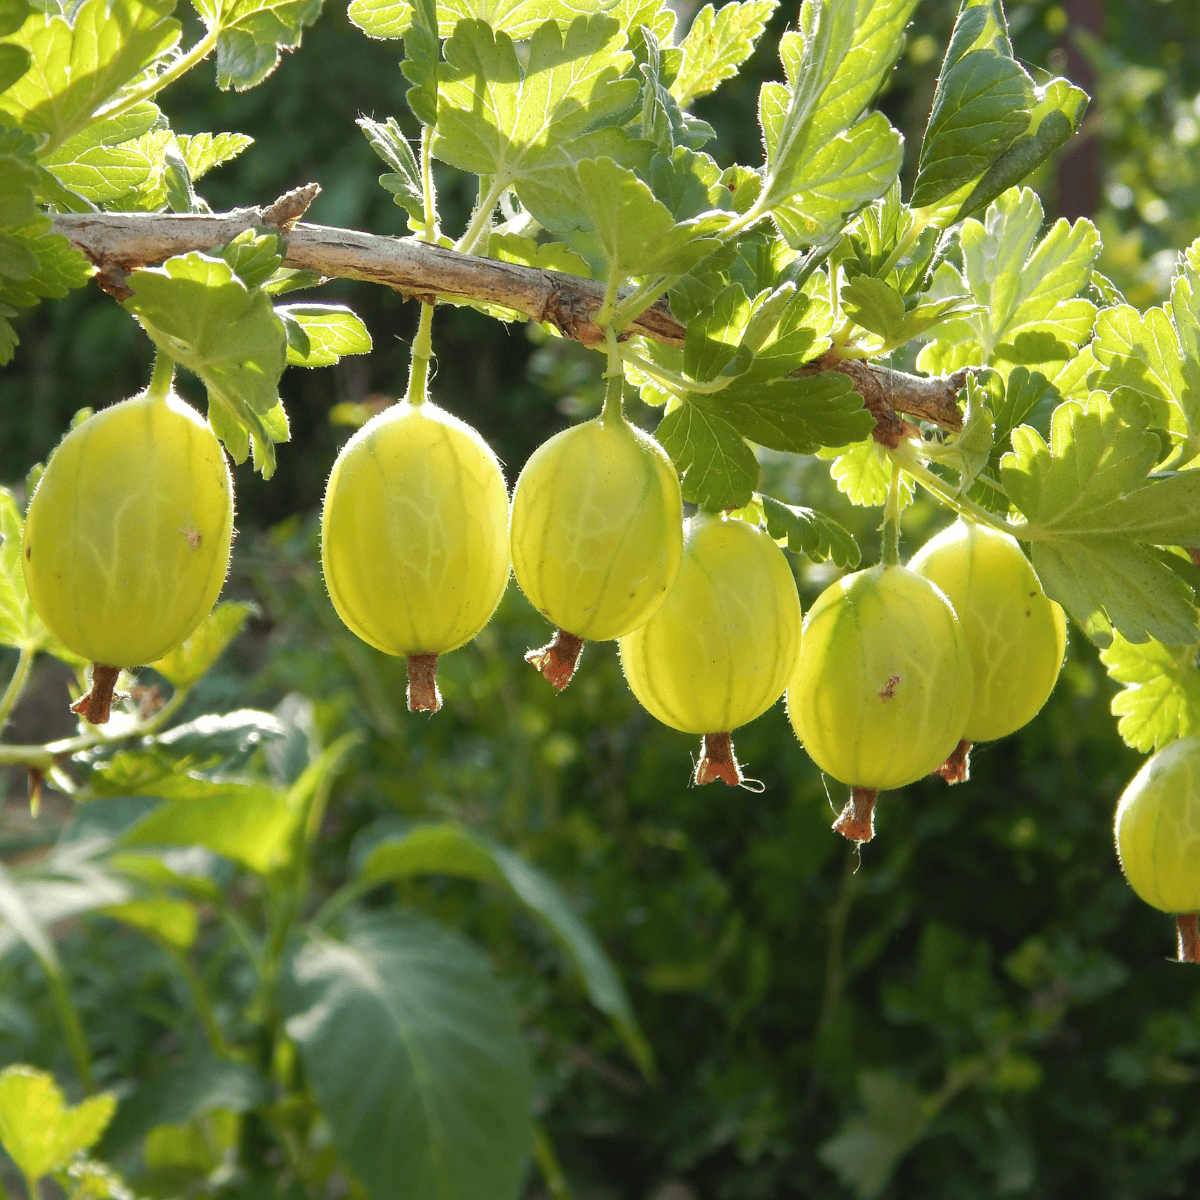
(263, 184, 322, 232)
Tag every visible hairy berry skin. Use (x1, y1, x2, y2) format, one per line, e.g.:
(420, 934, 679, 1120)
(23, 389, 234, 667)
(509, 415, 683, 642)
(1115, 735, 1200, 914)
(321, 400, 510, 657)
(909, 520, 1066, 742)
(619, 513, 802, 735)
(787, 565, 974, 790)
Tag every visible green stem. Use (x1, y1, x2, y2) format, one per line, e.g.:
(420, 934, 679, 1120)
(406, 302, 435, 407)
(0, 684, 189, 770)
(0, 650, 34, 733)
(420, 124, 438, 245)
(621, 349, 732, 396)
(881, 459, 902, 567)
(601, 330, 625, 422)
(610, 273, 677, 331)
(531, 1122, 572, 1200)
(877, 206, 935, 278)
(147, 352, 175, 401)
(163, 943, 237, 1061)
(87, 28, 221, 143)
(218, 904, 262, 979)
(47, 971, 94, 1092)
(889, 443, 1021, 537)
(455, 176, 504, 255)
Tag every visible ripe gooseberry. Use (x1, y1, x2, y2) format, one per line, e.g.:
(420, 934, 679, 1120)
(23, 381, 235, 724)
(786, 564, 974, 844)
(619, 512, 802, 786)
(909, 520, 1067, 781)
(320, 399, 510, 712)
(1114, 735, 1200, 962)
(509, 411, 682, 689)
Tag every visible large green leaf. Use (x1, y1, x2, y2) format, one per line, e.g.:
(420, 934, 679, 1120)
(761, 494, 860, 568)
(657, 401, 759, 512)
(1099, 631, 1200, 754)
(0, 0, 180, 155)
(282, 913, 532, 1200)
(40, 103, 170, 204)
(278, 303, 372, 367)
(123, 251, 288, 476)
(193, 0, 323, 91)
(150, 601, 257, 689)
(357, 823, 652, 1074)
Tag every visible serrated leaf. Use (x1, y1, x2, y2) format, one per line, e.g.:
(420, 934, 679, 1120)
(670, 0, 776, 108)
(358, 114, 423, 225)
(699, 371, 869, 455)
(935, 374, 993, 493)
(278, 303, 372, 367)
(347, 0, 411, 38)
(915, 188, 1099, 374)
(827, 438, 913, 508)
(150, 600, 256, 688)
(192, 0, 322, 91)
(433, 16, 638, 226)
(282, 913, 532, 1200)
(1002, 392, 1200, 646)
(911, 1, 1085, 225)
(636, 25, 713, 154)
(0, 123, 38, 226)
(357, 823, 651, 1075)
(760, 494, 859, 567)
(657, 401, 759, 511)
(219, 228, 283, 288)
(487, 231, 592, 279)
(123, 250, 288, 476)
(1091, 302, 1197, 448)
(840, 274, 905, 342)
(753, 0, 914, 247)
(0, 215, 90, 362)
(0, 1067, 116, 1182)
(0, 0, 180, 155)
(176, 130, 253, 179)
(401, 0, 438, 123)
(41, 105, 171, 204)
(1100, 632, 1200, 753)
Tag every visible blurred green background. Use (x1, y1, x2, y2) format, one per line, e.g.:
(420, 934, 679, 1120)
(5, 0, 1200, 1197)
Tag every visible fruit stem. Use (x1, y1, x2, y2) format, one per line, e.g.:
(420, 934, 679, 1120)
(934, 738, 972, 784)
(525, 630, 584, 691)
(1177, 914, 1200, 964)
(406, 302, 435, 408)
(601, 328, 625, 422)
(147, 351, 175, 401)
(833, 787, 878, 844)
(406, 653, 442, 713)
(881, 459, 902, 567)
(71, 664, 122, 726)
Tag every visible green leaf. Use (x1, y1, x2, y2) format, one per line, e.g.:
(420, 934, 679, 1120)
(911, 1, 1085, 225)
(153, 710, 288, 764)
(358, 114, 423, 227)
(1091, 302, 1197, 447)
(827, 438, 913, 508)
(40, 105, 172, 204)
(0, 0, 181, 155)
(433, 16, 638, 207)
(101, 897, 198, 949)
(0, 122, 39, 228)
(123, 250, 288, 477)
(657, 401, 759, 511)
(0, 860, 59, 971)
(0, 0, 29, 39)
(488, 231, 592, 279)
(149, 600, 256, 689)
(1001, 392, 1200, 646)
(670, 0, 776, 108)
(635, 25, 713, 154)
(121, 779, 296, 874)
(760, 494, 860, 567)
(0, 486, 52, 652)
(193, 0, 322, 91)
(357, 823, 652, 1075)
(282, 913, 532, 1200)
(176, 130, 253, 180)
(401, 0, 438, 124)
(574, 156, 726, 281)
(0, 1067, 116, 1183)
(347, 0, 411, 38)
(0, 215, 91, 310)
(1100, 632, 1200, 753)
(754, 0, 915, 247)
(915, 188, 1099, 374)
(278, 303, 372, 367)
(99, 1057, 269, 1158)
(698, 372, 869, 455)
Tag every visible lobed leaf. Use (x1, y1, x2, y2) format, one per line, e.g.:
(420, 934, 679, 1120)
(760, 494, 860, 567)
(657, 401, 759, 512)
(279, 303, 372, 367)
(670, 0, 776, 108)
(193, 0, 322, 91)
(1100, 632, 1200, 753)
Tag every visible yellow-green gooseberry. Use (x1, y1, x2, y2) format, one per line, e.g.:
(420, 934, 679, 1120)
(321, 399, 510, 712)
(619, 512, 802, 786)
(909, 520, 1066, 777)
(786, 564, 974, 844)
(1114, 735, 1200, 962)
(510, 413, 682, 689)
(23, 387, 234, 724)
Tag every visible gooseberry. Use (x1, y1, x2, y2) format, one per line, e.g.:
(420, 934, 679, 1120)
(23, 385, 235, 724)
(510, 412, 683, 689)
(320, 399, 510, 712)
(786, 564, 974, 844)
(1114, 735, 1200, 962)
(909, 520, 1066, 779)
(619, 513, 802, 786)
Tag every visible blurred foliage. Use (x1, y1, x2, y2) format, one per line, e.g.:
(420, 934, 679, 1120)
(4, 0, 1200, 1197)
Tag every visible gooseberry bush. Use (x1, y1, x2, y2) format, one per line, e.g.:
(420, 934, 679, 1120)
(1, 0, 1200, 1195)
